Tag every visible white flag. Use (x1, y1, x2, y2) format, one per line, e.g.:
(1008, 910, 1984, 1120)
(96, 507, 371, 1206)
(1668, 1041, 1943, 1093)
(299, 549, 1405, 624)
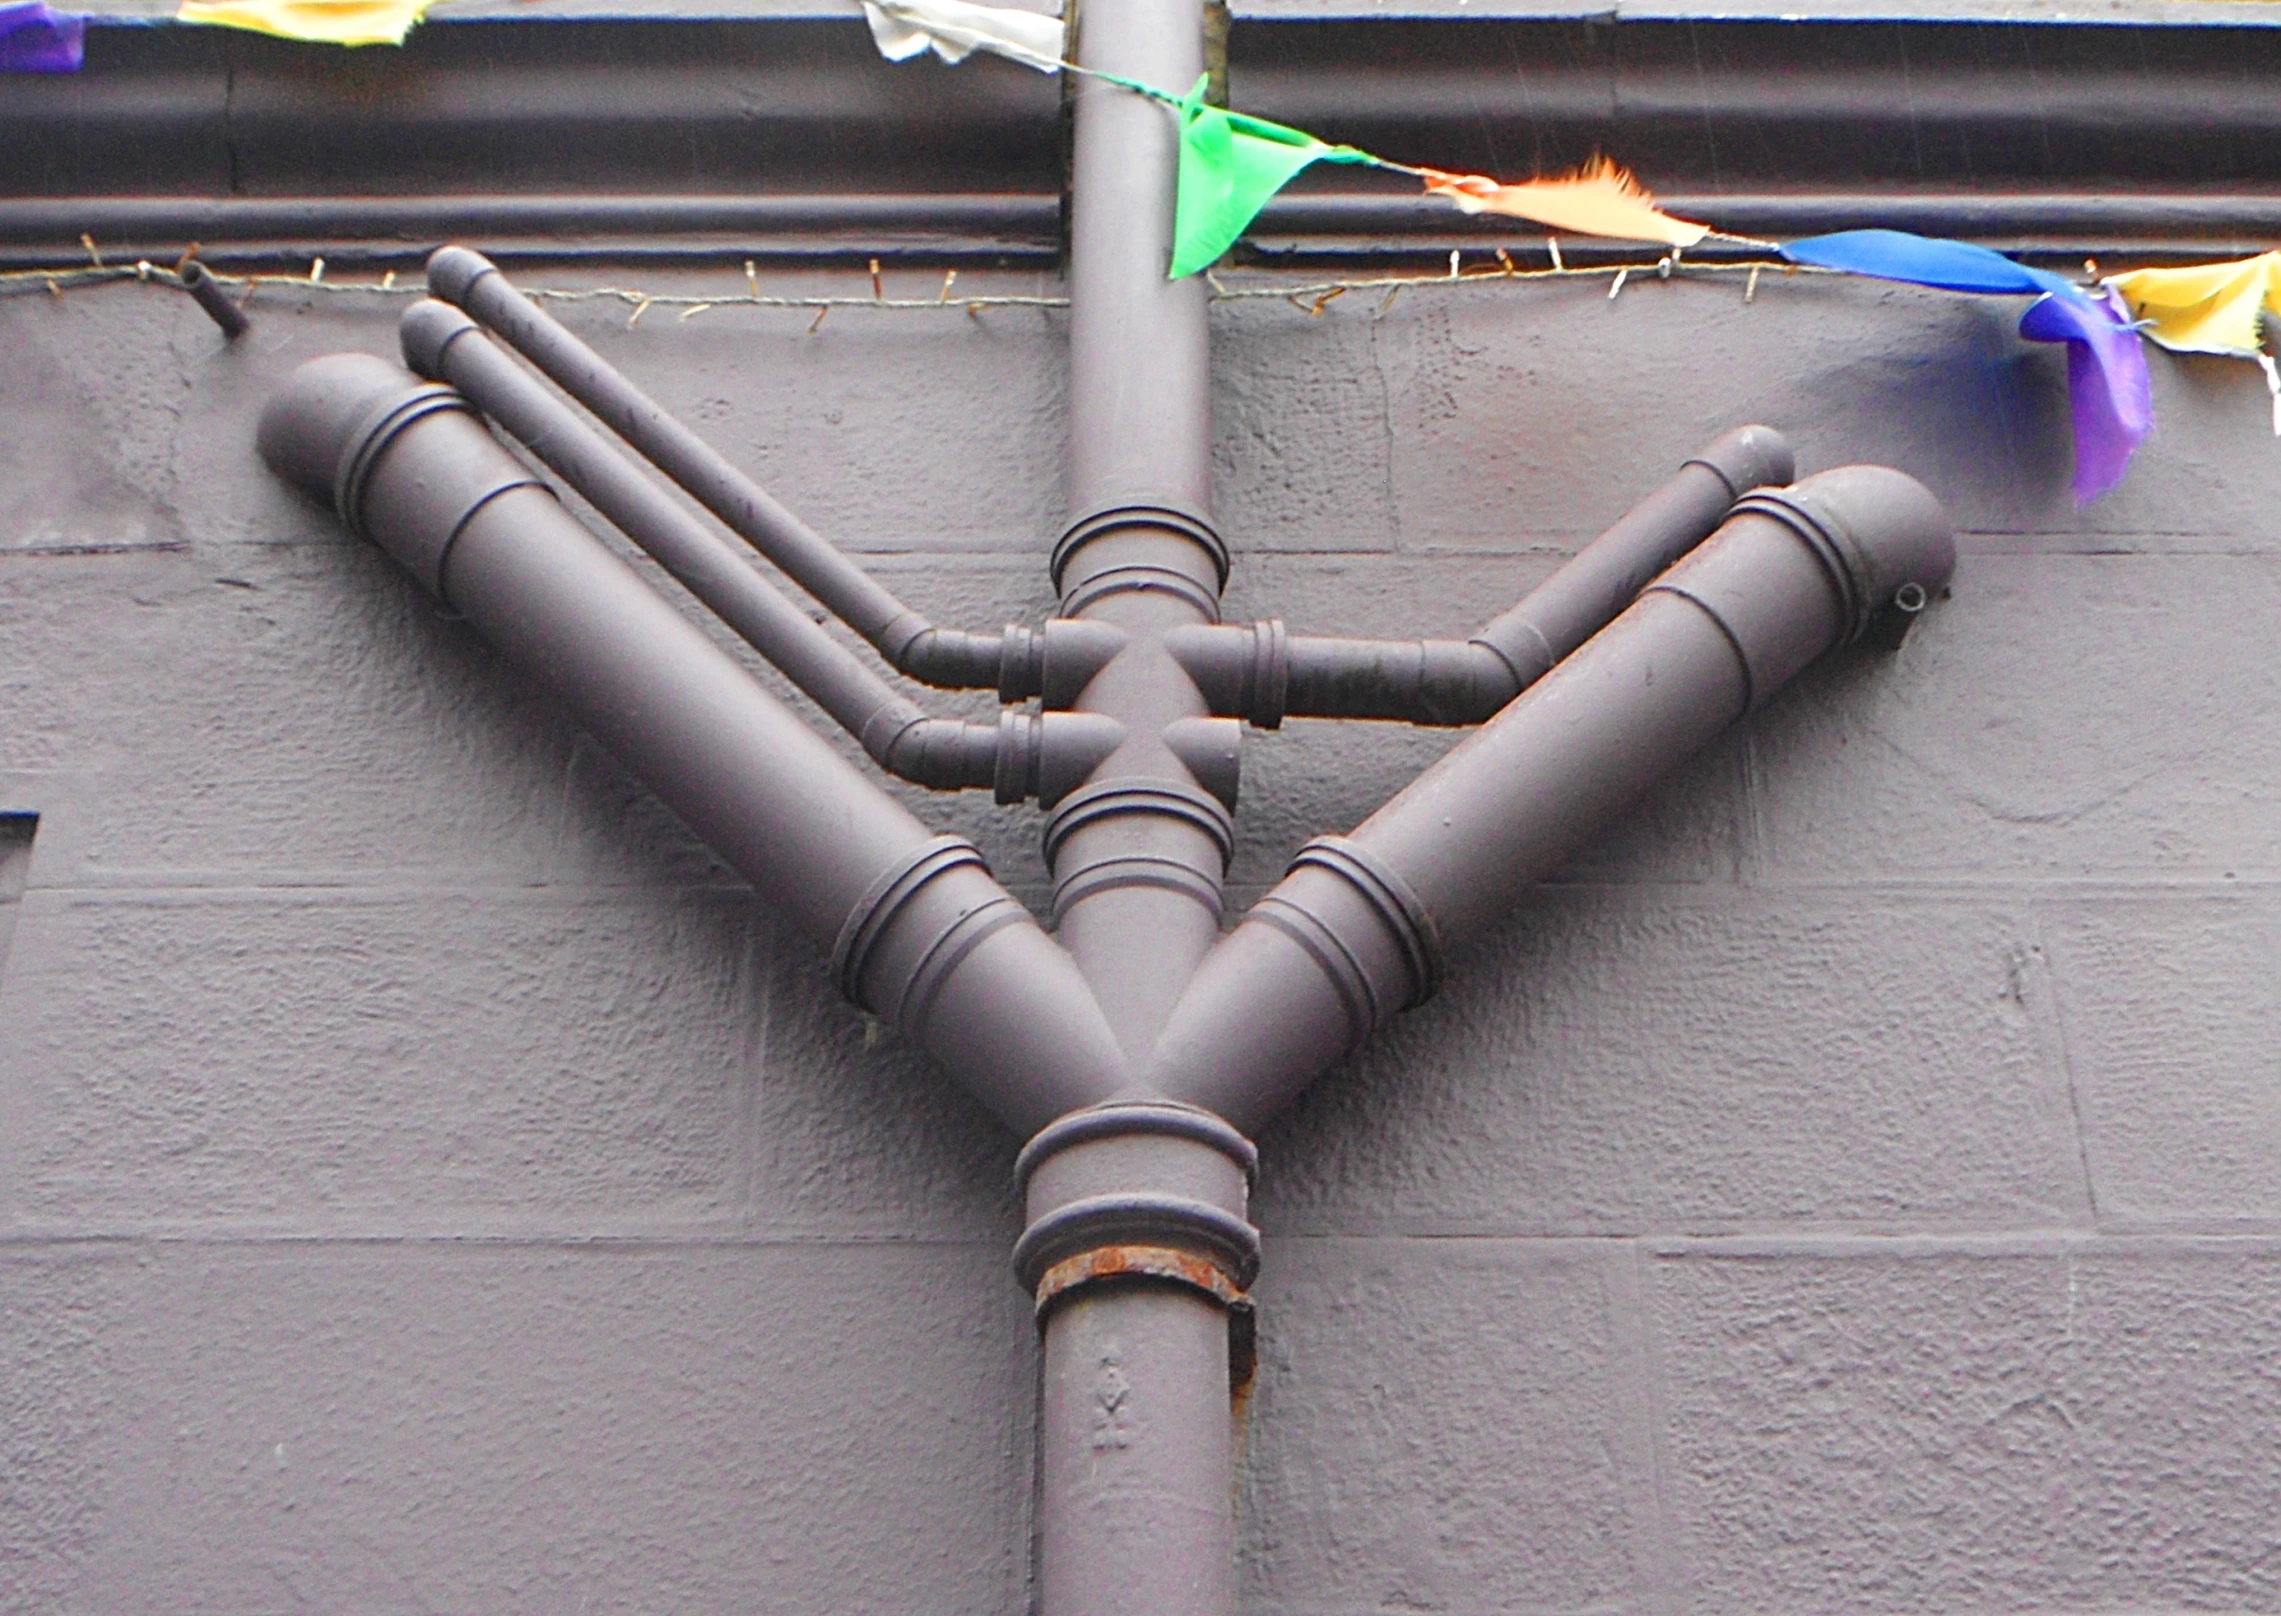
(861, 0, 1064, 72)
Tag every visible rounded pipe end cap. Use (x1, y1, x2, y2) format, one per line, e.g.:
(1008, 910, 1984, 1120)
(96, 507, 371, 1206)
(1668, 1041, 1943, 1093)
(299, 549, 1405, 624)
(424, 243, 497, 307)
(399, 297, 481, 380)
(1688, 423, 1796, 499)
(256, 351, 425, 513)
(1741, 465, 1956, 642)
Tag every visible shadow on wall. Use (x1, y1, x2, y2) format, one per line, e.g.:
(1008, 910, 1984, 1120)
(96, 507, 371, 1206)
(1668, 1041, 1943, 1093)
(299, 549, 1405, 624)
(0, 811, 39, 986)
(1791, 300, 2075, 523)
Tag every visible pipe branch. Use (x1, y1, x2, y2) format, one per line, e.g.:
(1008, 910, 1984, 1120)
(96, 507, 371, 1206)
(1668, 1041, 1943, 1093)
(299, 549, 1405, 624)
(258, 352, 1129, 1137)
(1146, 463, 1957, 1133)
(424, 246, 1030, 695)
(1159, 425, 1796, 728)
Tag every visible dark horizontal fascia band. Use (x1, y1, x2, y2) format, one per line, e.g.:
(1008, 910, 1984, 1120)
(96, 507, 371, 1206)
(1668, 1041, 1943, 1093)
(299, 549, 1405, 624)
(12, 193, 2281, 268)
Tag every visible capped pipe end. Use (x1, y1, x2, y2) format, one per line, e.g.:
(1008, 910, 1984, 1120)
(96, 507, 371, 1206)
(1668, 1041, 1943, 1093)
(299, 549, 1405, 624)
(399, 296, 481, 380)
(1687, 423, 1796, 499)
(1736, 465, 1955, 645)
(256, 351, 427, 516)
(424, 243, 498, 307)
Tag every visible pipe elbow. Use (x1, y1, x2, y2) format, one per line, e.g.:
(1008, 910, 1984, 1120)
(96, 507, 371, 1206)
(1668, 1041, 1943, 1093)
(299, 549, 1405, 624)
(425, 244, 497, 308)
(1686, 423, 1796, 499)
(877, 716, 998, 792)
(895, 624, 1045, 700)
(1733, 465, 1956, 646)
(399, 297, 481, 381)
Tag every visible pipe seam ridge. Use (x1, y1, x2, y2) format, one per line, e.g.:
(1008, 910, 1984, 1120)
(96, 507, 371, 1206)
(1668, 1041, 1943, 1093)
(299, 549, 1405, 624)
(1644, 581, 1761, 714)
(1052, 504, 1230, 594)
(1249, 893, 1385, 1045)
(1051, 854, 1225, 923)
(1043, 779, 1236, 874)
(888, 890, 1032, 1035)
(334, 383, 481, 541)
(1060, 565, 1224, 624)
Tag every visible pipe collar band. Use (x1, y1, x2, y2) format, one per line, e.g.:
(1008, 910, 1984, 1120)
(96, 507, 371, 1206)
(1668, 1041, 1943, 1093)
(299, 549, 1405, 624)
(1060, 565, 1224, 624)
(1042, 779, 1236, 876)
(1052, 505, 1230, 595)
(829, 834, 989, 1004)
(1012, 1192, 1262, 1295)
(332, 381, 478, 541)
(1016, 1098, 1259, 1192)
(1289, 835, 1444, 1009)
(1050, 854, 1225, 924)
(1728, 487, 1881, 645)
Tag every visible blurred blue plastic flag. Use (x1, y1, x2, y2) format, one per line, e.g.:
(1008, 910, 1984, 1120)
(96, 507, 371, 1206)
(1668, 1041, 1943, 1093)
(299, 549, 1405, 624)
(1783, 230, 2153, 503)
(0, 1, 83, 70)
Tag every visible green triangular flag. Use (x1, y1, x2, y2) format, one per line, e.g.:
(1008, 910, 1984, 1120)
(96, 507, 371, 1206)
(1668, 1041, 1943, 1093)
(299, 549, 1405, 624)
(1169, 76, 1366, 279)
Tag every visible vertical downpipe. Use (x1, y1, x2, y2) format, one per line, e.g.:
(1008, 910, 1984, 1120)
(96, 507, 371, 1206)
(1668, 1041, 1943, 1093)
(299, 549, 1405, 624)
(1051, 0, 1225, 1058)
(1036, 5, 1248, 1616)
(1025, 1107, 1257, 1616)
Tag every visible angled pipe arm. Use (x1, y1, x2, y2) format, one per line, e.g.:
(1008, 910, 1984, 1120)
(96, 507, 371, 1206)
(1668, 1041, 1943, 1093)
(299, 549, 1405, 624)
(1159, 426, 1795, 728)
(1145, 464, 1955, 1133)
(398, 299, 1118, 802)
(258, 352, 1128, 1136)
(424, 245, 1037, 695)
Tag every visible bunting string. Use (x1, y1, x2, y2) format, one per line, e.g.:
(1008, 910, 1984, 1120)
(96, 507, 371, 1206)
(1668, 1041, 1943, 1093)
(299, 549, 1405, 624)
(14, 0, 2281, 499)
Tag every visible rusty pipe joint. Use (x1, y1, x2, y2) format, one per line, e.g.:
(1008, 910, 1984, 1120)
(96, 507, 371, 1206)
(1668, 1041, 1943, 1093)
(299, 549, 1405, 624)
(1014, 1100, 1261, 1321)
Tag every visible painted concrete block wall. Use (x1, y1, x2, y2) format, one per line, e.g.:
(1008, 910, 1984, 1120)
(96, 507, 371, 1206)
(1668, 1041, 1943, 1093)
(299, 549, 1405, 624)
(2, 259, 2276, 1613)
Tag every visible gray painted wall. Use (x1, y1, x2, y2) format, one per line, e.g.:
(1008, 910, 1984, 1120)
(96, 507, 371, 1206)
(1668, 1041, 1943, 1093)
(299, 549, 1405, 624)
(3, 258, 2277, 1613)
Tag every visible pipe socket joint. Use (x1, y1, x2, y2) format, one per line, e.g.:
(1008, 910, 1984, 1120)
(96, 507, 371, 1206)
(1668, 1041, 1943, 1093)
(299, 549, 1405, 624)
(1053, 506, 1230, 622)
(1728, 465, 1955, 650)
(983, 710, 1129, 806)
(1659, 465, 1956, 709)
(258, 352, 542, 598)
(1014, 1100, 1261, 1313)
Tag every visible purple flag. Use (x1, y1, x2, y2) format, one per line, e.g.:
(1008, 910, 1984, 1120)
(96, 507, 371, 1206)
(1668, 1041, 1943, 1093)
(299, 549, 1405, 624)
(2017, 284, 2153, 506)
(0, 1, 83, 71)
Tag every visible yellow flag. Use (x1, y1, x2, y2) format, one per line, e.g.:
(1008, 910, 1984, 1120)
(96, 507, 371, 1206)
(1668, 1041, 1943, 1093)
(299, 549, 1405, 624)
(2108, 252, 2281, 356)
(176, 0, 433, 45)
(1419, 157, 1708, 249)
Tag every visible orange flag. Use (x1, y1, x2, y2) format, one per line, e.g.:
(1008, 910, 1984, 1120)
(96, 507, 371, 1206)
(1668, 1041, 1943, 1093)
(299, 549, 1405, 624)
(1419, 157, 1708, 249)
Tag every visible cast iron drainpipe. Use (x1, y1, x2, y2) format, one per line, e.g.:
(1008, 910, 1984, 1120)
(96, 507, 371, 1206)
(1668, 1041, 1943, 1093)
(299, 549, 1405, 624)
(256, 352, 1131, 1140)
(258, 344, 1953, 1616)
(261, 34, 1951, 1613)
(396, 297, 1125, 804)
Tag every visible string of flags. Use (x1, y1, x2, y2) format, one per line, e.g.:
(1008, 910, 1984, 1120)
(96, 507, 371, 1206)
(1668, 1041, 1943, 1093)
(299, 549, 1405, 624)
(11, 0, 2281, 501)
